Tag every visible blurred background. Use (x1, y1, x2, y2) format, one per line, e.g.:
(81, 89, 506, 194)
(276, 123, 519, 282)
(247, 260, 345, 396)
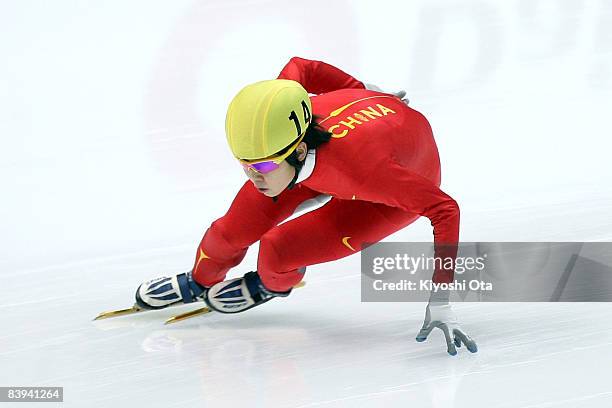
(2, 0, 610, 273)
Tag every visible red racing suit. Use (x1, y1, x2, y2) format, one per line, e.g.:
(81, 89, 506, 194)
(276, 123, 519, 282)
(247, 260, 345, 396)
(192, 57, 459, 292)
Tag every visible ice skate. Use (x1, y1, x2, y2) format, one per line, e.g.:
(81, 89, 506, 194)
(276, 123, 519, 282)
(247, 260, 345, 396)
(135, 271, 207, 310)
(205, 271, 292, 314)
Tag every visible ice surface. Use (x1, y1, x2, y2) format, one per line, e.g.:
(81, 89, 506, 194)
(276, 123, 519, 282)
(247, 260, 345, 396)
(1, 0, 612, 406)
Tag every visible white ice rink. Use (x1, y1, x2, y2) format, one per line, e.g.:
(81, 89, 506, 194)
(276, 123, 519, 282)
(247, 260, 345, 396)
(2, 0, 612, 406)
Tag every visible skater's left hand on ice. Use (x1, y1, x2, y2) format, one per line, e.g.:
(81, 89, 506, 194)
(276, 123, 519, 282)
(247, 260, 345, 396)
(416, 302, 478, 356)
(364, 83, 409, 104)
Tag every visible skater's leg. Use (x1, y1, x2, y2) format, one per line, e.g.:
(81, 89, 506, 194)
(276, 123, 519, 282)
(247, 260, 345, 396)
(257, 198, 420, 292)
(192, 181, 321, 287)
(136, 182, 322, 310)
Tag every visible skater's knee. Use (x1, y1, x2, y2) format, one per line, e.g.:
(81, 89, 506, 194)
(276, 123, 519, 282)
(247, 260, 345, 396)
(205, 219, 246, 258)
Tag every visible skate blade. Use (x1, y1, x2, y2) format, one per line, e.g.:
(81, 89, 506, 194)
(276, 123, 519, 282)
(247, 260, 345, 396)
(94, 305, 144, 320)
(165, 306, 212, 325)
(96, 281, 306, 323)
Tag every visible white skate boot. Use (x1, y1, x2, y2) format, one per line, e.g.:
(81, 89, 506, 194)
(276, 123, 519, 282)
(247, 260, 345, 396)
(135, 271, 207, 310)
(205, 271, 291, 314)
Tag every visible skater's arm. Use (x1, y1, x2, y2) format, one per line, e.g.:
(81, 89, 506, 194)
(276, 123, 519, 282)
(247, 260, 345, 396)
(277, 57, 366, 94)
(358, 159, 460, 283)
(362, 164, 478, 356)
(192, 181, 319, 287)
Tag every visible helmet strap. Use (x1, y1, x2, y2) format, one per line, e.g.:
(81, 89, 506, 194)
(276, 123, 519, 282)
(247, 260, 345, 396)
(286, 166, 300, 191)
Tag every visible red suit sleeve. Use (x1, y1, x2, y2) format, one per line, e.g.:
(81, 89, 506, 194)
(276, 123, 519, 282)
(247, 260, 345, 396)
(277, 56, 366, 94)
(358, 158, 460, 284)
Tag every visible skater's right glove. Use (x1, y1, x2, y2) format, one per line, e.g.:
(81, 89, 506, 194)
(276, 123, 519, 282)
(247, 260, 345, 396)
(416, 302, 478, 356)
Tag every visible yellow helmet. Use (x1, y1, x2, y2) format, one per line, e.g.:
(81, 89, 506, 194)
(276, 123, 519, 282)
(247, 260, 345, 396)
(225, 79, 312, 161)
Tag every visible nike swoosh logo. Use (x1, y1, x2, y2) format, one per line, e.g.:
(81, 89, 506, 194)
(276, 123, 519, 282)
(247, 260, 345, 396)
(198, 248, 210, 261)
(342, 236, 356, 251)
(320, 95, 397, 124)
(194, 248, 210, 272)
